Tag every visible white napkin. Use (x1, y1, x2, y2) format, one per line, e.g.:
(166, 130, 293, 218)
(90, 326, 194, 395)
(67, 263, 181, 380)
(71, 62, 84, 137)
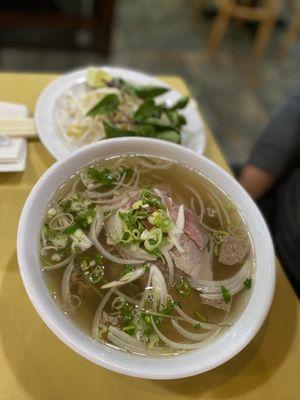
(0, 102, 28, 172)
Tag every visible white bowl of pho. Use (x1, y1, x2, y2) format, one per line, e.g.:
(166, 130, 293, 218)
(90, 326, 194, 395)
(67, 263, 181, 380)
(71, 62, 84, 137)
(17, 137, 275, 379)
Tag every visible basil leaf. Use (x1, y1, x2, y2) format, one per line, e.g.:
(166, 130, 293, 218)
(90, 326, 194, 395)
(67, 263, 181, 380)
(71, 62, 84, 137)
(103, 121, 136, 138)
(87, 94, 119, 117)
(170, 96, 189, 110)
(133, 99, 161, 123)
(155, 130, 181, 144)
(135, 124, 157, 137)
(134, 86, 169, 99)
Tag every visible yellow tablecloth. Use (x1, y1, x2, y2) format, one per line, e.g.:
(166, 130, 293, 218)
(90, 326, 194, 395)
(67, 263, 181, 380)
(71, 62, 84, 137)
(0, 73, 299, 400)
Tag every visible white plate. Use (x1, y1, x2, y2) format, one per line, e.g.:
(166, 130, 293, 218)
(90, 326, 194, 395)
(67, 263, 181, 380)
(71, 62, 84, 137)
(35, 66, 206, 160)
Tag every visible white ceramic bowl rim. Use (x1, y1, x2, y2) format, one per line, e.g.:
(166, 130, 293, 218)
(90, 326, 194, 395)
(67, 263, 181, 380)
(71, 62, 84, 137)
(17, 138, 275, 380)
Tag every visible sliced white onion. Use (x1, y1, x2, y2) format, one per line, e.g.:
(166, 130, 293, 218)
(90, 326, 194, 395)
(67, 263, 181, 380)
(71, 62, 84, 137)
(174, 305, 218, 331)
(89, 208, 145, 265)
(101, 267, 145, 289)
(184, 184, 204, 222)
(171, 319, 214, 341)
(42, 255, 73, 271)
(175, 204, 185, 232)
(151, 317, 218, 350)
(114, 289, 140, 305)
(161, 248, 175, 288)
(49, 213, 74, 230)
(61, 260, 79, 311)
(190, 261, 251, 297)
(40, 246, 57, 257)
(92, 288, 115, 339)
(109, 326, 146, 349)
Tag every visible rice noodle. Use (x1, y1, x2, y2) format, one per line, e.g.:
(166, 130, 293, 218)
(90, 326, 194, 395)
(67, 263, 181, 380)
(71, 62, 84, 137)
(61, 260, 81, 311)
(208, 194, 224, 229)
(92, 288, 115, 339)
(89, 207, 145, 265)
(184, 184, 204, 222)
(137, 159, 172, 171)
(161, 248, 175, 288)
(87, 173, 128, 198)
(42, 255, 73, 271)
(171, 320, 216, 341)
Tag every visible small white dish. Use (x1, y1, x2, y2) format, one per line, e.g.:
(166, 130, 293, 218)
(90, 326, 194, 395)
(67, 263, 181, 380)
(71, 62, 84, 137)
(35, 66, 206, 160)
(17, 138, 275, 380)
(0, 138, 27, 172)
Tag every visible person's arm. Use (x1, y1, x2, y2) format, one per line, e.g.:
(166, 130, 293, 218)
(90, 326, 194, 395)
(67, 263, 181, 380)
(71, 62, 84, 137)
(238, 89, 300, 199)
(238, 165, 276, 200)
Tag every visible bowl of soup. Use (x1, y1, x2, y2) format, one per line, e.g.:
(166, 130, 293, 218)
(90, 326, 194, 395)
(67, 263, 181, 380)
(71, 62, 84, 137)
(17, 137, 275, 379)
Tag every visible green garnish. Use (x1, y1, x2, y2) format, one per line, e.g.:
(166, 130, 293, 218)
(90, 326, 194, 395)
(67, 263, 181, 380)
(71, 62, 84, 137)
(134, 85, 169, 99)
(143, 263, 151, 272)
(104, 121, 136, 139)
(212, 231, 229, 256)
(193, 310, 208, 322)
(63, 224, 79, 234)
(87, 167, 117, 186)
(133, 99, 161, 123)
(74, 207, 95, 229)
(221, 286, 231, 304)
(243, 278, 252, 290)
(75, 253, 104, 284)
(170, 96, 189, 110)
(121, 264, 135, 277)
(155, 130, 180, 144)
(43, 224, 55, 241)
(87, 93, 119, 116)
(176, 278, 192, 297)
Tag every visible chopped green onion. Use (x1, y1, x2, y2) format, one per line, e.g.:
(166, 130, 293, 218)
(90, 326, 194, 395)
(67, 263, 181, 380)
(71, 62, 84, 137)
(193, 310, 208, 322)
(176, 278, 191, 297)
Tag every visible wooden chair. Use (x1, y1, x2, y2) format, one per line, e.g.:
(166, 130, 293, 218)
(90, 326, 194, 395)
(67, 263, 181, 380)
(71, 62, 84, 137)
(278, 0, 300, 54)
(207, 0, 281, 57)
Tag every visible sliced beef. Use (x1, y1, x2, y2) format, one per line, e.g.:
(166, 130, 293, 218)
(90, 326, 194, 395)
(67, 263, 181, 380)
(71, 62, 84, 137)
(171, 234, 213, 281)
(219, 236, 250, 266)
(169, 205, 209, 250)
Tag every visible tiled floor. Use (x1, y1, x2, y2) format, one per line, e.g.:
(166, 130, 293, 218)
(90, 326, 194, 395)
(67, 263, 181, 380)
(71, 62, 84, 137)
(1, 0, 300, 164)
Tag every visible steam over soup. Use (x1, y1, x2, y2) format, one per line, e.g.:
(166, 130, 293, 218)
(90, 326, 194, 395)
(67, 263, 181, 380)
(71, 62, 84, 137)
(40, 156, 254, 355)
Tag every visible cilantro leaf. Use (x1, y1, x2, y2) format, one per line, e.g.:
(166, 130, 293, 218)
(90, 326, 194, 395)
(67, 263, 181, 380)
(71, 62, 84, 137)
(87, 167, 117, 186)
(221, 286, 231, 304)
(243, 278, 252, 290)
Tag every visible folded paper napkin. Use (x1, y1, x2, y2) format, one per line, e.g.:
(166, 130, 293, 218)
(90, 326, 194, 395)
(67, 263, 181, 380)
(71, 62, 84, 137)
(0, 102, 28, 172)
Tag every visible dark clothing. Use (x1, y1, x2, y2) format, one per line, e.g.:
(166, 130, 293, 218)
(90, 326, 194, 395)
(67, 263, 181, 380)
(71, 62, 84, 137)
(248, 90, 300, 297)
